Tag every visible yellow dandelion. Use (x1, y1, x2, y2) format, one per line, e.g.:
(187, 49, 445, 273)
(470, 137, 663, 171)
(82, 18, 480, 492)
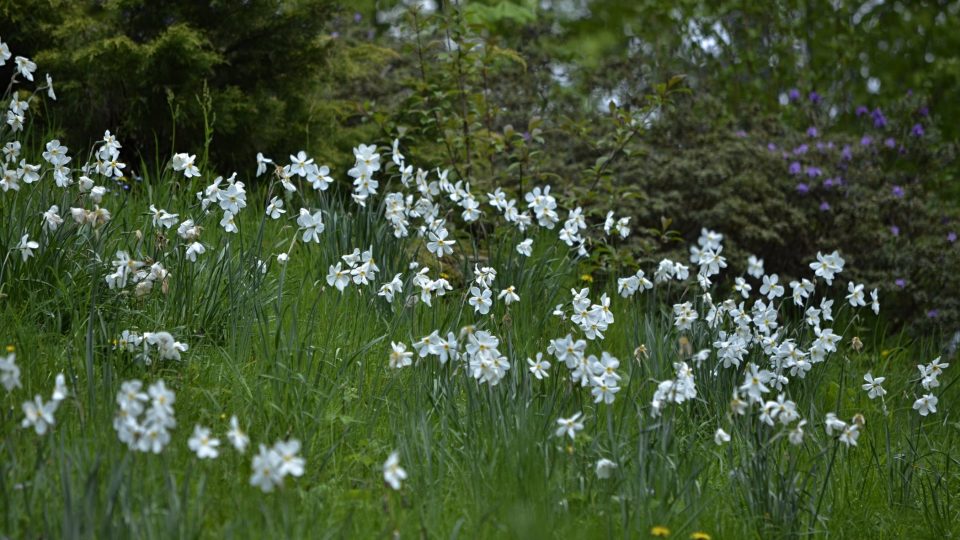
(5, 344, 14, 353)
(651, 525, 670, 537)
(580, 274, 593, 283)
(689, 532, 711, 540)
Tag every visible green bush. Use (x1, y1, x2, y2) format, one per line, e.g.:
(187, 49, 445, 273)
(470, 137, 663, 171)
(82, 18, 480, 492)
(1, 0, 336, 172)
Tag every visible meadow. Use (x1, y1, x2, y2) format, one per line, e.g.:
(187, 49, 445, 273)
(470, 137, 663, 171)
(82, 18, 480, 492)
(1, 35, 959, 540)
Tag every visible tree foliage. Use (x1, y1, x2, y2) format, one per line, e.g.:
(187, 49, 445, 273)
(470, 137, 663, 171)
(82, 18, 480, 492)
(1, 0, 337, 171)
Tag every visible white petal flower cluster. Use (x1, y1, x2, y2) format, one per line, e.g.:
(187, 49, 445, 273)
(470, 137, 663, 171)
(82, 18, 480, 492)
(115, 330, 188, 364)
(113, 380, 177, 453)
(327, 247, 380, 291)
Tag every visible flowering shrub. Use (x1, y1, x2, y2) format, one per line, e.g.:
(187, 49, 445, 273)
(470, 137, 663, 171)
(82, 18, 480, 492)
(607, 94, 960, 333)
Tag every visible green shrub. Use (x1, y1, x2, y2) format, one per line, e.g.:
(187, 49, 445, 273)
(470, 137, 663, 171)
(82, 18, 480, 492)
(1, 0, 336, 172)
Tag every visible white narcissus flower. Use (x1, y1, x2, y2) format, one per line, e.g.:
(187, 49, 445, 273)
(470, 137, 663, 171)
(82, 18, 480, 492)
(265, 196, 285, 219)
(46, 73, 56, 100)
(250, 444, 283, 492)
(426, 228, 455, 256)
(846, 282, 866, 307)
(326, 262, 350, 292)
(52, 373, 68, 402)
(516, 238, 533, 257)
(227, 415, 249, 453)
(789, 420, 806, 446)
(760, 273, 784, 300)
(468, 286, 492, 315)
(14, 56, 37, 81)
(527, 353, 551, 379)
(308, 164, 333, 191)
(297, 208, 324, 243)
(1, 352, 22, 391)
(220, 210, 238, 233)
(186, 241, 205, 262)
(149, 205, 179, 229)
(389, 342, 413, 369)
(913, 394, 938, 416)
(555, 412, 584, 439)
(18, 160, 40, 184)
(273, 439, 305, 477)
(171, 153, 200, 178)
(383, 451, 407, 490)
(839, 423, 860, 447)
(590, 378, 620, 404)
(41, 205, 63, 232)
(861, 373, 886, 399)
(595, 458, 617, 479)
(498, 286, 520, 305)
(714, 428, 731, 445)
(22, 395, 57, 435)
(288, 151, 314, 178)
(17, 234, 39, 261)
(255, 152, 273, 177)
(188, 425, 220, 459)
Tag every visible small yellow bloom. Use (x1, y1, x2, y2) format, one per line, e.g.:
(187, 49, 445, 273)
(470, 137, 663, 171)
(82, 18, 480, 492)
(5, 345, 14, 353)
(881, 349, 890, 358)
(439, 272, 449, 279)
(651, 525, 670, 537)
(690, 532, 711, 540)
(580, 274, 593, 283)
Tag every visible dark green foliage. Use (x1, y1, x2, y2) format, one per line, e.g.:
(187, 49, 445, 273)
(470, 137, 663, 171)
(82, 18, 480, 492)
(1, 0, 336, 172)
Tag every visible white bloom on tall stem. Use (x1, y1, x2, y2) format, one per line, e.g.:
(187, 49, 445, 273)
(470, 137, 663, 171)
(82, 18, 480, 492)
(188, 425, 220, 459)
(527, 353, 551, 379)
(251, 444, 284, 492)
(383, 451, 407, 490)
(913, 394, 938, 416)
(516, 238, 533, 256)
(274, 439, 305, 477)
(469, 286, 492, 315)
(389, 342, 413, 369)
(861, 373, 886, 399)
(14, 56, 37, 80)
(555, 412, 584, 439)
(16, 234, 39, 261)
(297, 208, 324, 243)
(22, 395, 58, 435)
(498, 286, 520, 305)
(227, 415, 250, 453)
(595, 458, 618, 479)
(714, 428, 731, 445)
(0, 352, 22, 391)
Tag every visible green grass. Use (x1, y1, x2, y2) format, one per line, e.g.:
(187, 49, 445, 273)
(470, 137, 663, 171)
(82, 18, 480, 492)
(1, 135, 958, 540)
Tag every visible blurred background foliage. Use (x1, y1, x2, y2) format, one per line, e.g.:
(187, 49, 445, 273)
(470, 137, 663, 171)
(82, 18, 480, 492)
(1, 0, 958, 333)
